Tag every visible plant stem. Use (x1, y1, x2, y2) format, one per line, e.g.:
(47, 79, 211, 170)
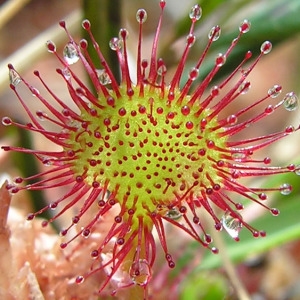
(211, 227, 251, 300)
(0, 0, 31, 29)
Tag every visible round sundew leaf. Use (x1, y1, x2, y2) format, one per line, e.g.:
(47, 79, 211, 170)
(4, 0, 300, 296)
(67, 84, 227, 225)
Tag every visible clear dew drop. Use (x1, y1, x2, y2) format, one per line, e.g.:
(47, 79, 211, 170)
(221, 210, 243, 240)
(285, 125, 295, 133)
(46, 40, 56, 53)
(157, 64, 167, 76)
(283, 92, 298, 111)
(203, 234, 213, 244)
(188, 67, 199, 81)
(215, 53, 226, 67)
(232, 37, 238, 46)
(62, 68, 71, 80)
(260, 41, 272, 54)
(96, 69, 112, 85)
(31, 87, 40, 97)
(208, 26, 221, 42)
(280, 183, 292, 195)
(129, 259, 152, 286)
(2, 117, 12, 126)
(41, 156, 53, 166)
(75, 275, 85, 284)
(186, 34, 196, 48)
(165, 208, 182, 220)
(81, 19, 90, 30)
(227, 114, 238, 125)
(232, 152, 247, 161)
(63, 42, 80, 65)
(119, 28, 129, 40)
(239, 19, 251, 33)
(103, 189, 111, 200)
(239, 81, 251, 94)
(268, 85, 282, 98)
(136, 9, 147, 24)
(49, 202, 58, 210)
(9, 68, 22, 86)
(210, 85, 220, 96)
(295, 165, 300, 175)
(109, 37, 122, 51)
(189, 4, 202, 21)
(36, 110, 47, 121)
(81, 228, 91, 238)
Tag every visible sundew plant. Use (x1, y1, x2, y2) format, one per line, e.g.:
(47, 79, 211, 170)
(1, 1, 300, 299)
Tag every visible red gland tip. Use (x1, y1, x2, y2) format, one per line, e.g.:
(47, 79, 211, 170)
(82, 19, 91, 30)
(59, 20, 66, 28)
(160, 0, 166, 9)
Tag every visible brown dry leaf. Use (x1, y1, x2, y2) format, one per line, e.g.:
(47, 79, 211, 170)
(0, 181, 33, 300)
(0, 179, 119, 299)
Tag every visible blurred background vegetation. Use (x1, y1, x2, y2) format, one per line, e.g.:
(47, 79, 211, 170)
(0, 0, 300, 299)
